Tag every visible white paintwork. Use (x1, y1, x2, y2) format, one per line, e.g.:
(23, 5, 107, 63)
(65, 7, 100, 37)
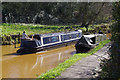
(59, 35, 62, 42)
(41, 37, 44, 46)
(84, 35, 95, 38)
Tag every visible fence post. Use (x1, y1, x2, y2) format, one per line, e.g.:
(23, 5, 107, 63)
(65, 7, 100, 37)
(14, 38, 16, 48)
(18, 32, 20, 43)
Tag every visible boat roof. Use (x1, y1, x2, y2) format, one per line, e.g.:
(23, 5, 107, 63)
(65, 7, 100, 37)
(84, 35, 95, 38)
(34, 30, 81, 37)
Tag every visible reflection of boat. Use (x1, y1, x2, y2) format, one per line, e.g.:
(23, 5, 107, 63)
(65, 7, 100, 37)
(17, 30, 82, 54)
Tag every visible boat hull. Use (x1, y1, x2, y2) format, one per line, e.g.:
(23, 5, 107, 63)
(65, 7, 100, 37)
(17, 39, 79, 54)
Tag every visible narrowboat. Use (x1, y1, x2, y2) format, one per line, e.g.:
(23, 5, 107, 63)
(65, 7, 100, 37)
(17, 30, 82, 54)
(75, 34, 107, 53)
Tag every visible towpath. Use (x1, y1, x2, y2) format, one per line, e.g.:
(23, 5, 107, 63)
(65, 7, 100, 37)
(57, 43, 111, 78)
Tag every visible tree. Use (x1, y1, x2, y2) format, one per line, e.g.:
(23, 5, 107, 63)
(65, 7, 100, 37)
(74, 2, 106, 32)
(100, 2, 120, 79)
(2, 2, 112, 25)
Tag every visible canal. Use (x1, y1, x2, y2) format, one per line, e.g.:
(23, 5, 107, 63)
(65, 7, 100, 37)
(1, 44, 76, 78)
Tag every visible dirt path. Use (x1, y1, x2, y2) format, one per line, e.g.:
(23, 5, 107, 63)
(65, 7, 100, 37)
(57, 43, 111, 78)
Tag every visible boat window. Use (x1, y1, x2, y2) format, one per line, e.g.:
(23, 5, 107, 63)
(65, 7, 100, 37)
(43, 36, 59, 44)
(71, 34, 77, 39)
(61, 35, 70, 41)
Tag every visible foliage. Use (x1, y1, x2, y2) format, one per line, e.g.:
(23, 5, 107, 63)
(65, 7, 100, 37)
(2, 2, 112, 25)
(38, 40, 110, 79)
(99, 1, 120, 79)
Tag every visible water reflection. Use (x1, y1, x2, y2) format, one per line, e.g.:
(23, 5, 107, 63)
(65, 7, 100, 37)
(2, 44, 76, 78)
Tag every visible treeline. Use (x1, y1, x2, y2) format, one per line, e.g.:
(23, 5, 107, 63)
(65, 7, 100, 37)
(2, 2, 112, 25)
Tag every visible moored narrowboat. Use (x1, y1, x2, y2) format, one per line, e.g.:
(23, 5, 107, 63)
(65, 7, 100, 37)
(17, 30, 82, 54)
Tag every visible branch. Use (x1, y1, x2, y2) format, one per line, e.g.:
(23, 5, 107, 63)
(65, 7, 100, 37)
(87, 3, 105, 25)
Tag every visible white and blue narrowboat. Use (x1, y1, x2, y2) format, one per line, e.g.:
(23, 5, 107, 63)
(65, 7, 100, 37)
(17, 30, 82, 54)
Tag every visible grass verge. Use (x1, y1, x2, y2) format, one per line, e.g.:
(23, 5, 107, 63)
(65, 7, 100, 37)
(1, 23, 110, 36)
(37, 40, 110, 79)
(1, 23, 81, 36)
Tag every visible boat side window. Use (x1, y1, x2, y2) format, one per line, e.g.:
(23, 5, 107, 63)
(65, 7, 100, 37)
(62, 35, 70, 41)
(51, 36, 59, 42)
(43, 36, 59, 44)
(71, 34, 77, 38)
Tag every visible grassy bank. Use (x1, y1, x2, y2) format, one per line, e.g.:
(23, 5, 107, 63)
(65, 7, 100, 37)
(1, 23, 110, 36)
(38, 40, 110, 79)
(1, 23, 110, 45)
(1, 23, 81, 36)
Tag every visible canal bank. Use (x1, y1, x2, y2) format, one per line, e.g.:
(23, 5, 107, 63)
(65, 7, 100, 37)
(38, 40, 110, 78)
(57, 42, 110, 78)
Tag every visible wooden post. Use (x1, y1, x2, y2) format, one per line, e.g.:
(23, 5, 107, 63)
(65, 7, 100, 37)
(18, 32, 20, 43)
(14, 38, 16, 48)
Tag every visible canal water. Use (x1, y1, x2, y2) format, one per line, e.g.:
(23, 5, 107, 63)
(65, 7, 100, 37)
(1, 44, 76, 78)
